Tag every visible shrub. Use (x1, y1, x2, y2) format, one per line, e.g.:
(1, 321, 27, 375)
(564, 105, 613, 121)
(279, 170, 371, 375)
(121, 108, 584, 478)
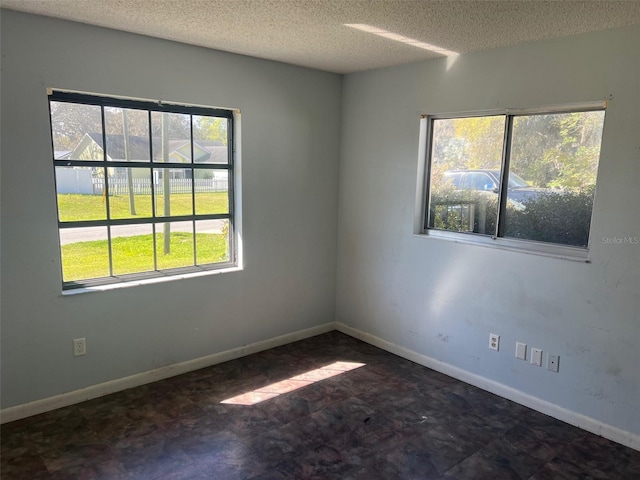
(430, 183, 595, 247)
(504, 187, 595, 247)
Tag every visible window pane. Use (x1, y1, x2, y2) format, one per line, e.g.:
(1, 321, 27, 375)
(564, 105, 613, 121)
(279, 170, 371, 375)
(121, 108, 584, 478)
(108, 168, 153, 219)
(195, 170, 229, 215)
(503, 111, 605, 247)
(60, 227, 110, 281)
(155, 221, 194, 270)
(51, 102, 103, 160)
(50, 92, 236, 288)
(193, 115, 229, 164)
(56, 166, 106, 221)
(111, 225, 154, 275)
(196, 220, 230, 265)
(104, 107, 151, 161)
(151, 112, 191, 163)
(428, 116, 504, 234)
(154, 169, 193, 217)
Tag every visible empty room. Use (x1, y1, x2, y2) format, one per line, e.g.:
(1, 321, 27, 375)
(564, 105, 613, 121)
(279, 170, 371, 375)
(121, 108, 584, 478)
(1, 1, 639, 478)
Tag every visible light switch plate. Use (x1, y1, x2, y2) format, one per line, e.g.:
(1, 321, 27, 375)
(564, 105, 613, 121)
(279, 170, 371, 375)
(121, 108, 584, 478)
(531, 347, 542, 366)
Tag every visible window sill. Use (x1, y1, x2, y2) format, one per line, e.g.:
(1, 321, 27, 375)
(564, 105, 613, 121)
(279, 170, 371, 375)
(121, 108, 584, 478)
(415, 230, 590, 263)
(61, 266, 243, 296)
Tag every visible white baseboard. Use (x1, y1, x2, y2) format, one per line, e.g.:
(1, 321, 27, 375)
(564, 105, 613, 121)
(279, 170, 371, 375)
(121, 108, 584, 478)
(3, 320, 638, 453)
(336, 322, 640, 452)
(0, 322, 335, 424)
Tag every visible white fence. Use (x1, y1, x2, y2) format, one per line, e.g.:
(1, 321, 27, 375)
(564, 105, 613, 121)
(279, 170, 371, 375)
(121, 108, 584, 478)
(92, 177, 228, 195)
(56, 168, 94, 194)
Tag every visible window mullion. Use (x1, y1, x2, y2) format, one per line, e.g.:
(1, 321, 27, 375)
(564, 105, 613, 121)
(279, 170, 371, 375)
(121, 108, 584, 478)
(99, 105, 115, 277)
(227, 117, 236, 263)
(495, 115, 514, 239)
(190, 115, 197, 265)
(148, 110, 159, 272)
(227, 117, 234, 219)
(423, 116, 435, 231)
(152, 222, 158, 272)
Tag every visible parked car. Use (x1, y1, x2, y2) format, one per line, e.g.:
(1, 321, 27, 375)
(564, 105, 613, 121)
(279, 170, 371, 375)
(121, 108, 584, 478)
(442, 169, 551, 203)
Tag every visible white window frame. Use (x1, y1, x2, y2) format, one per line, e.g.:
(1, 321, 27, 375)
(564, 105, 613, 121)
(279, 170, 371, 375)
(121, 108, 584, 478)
(414, 102, 607, 262)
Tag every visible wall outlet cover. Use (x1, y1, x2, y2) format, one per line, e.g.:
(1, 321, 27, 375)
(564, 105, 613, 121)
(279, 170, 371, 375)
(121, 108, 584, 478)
(548, 354, 560, 372)
(489, 333, 500, 351)
(73, 338, 86, 356)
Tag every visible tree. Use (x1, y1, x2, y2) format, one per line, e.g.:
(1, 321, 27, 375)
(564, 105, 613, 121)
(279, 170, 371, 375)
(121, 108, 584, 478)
(509, 111, 604, 189)
(452, 116, 504, 169)
(193, 116, 228, 144)
(431, 111, 605, 191)
(431, 116, 504, 174)
(104, 107, 149, 138)
(50, 101, 102, 152)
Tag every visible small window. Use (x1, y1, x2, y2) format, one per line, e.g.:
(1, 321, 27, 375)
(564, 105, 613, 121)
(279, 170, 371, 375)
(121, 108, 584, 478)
(422, 106, 606, 252)
(49, 91, 237, 289)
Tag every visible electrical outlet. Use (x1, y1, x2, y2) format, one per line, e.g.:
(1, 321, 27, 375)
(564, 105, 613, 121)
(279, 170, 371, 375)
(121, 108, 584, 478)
(73, 338, 86, 356)
(531, 347, 542, 366)
(548, 354, 560, 373)
(489, 333, 500, 351)
(515, 342, 527, 360)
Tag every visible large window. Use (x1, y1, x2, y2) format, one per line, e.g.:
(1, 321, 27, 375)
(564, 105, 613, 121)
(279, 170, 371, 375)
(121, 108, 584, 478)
(422, 105, 606, 256)
(49, 91, 237, 289)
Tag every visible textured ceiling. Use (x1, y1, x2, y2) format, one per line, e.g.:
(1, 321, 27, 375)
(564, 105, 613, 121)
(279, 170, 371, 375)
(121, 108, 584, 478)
(2, 0, 640, 73)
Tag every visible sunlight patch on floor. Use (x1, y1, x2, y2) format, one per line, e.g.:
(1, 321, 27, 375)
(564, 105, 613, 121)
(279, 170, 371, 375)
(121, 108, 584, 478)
(220, 361, 366, 406)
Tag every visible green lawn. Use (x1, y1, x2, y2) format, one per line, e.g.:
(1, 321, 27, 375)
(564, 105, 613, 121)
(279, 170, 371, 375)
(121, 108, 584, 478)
(57, 192, 228, 221)
(62, 232, 228, 281)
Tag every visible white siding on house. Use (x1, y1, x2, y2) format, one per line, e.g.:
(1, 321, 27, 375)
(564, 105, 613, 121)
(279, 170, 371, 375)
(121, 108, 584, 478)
(55, 167, 93, 194)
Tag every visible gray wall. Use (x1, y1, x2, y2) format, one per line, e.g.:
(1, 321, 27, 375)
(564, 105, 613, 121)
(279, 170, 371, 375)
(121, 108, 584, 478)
(337, 26, 640, 437)
(0, 11, 341, 408)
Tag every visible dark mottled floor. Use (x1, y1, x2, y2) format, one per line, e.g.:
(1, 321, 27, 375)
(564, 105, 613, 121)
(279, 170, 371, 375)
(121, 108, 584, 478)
(2, 331, 639, 479)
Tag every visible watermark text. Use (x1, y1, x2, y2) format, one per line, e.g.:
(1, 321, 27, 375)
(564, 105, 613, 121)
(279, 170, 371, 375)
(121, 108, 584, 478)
(602, 236, 639, 245)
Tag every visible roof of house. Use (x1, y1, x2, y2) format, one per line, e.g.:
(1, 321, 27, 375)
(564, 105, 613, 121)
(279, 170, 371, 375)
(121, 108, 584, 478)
(75, 133, 227, 163)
